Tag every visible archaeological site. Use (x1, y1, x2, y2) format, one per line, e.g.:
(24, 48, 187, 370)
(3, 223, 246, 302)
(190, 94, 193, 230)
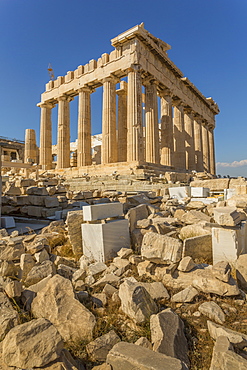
(1, 24, 247, 370)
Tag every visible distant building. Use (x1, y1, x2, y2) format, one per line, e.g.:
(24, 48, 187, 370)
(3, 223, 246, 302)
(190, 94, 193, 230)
(0, 136, 25, 163)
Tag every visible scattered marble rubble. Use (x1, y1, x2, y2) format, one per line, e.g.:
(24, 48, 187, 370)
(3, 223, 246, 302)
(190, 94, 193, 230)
(1, 178, 247, 368)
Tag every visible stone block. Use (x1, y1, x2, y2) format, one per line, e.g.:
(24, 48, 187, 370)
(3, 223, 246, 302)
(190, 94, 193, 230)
(183, 234, 212, 262)
(107, 342, 188, 370)
(44, 196, 59, 208)
(27, 206, 42, 218)
(190, 187, 210, 198)
(26, 187, 48, 196)
(168, 186, 191, 199)
(1, 216, 15, 228)
(66, 210, 84, 257)
(141, 231, 183, 264)
(212, 222, 247, 264)
(83, 203, 123, 221)
(27, 195, 45, 206)
(82, 219, 130, 263)
(213, 207, 241, 226)
(126, 204, 149, 232)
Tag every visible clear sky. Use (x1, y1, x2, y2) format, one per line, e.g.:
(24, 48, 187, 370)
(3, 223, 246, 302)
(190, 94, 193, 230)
(0, 0, 246, 177)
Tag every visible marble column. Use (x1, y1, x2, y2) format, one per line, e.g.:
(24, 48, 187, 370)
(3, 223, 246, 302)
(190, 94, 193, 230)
(160, 92, 173, 167)
(39, 102, 53, 170)
(173, 101, 186, 170)
(184, 108, 195, 170)
(24, 129, 37, 164)
(145, 80, 159, 164)
(208, 126, 216, 175)
(77, 87, 92, 167)
(194, 116, 204, 172)
(116, 81, 127, 162)
(102, 77, 118, 164)
(127, 66, 143, 162)
(202, 121, 210, 172)
(57, 95, 71, 169)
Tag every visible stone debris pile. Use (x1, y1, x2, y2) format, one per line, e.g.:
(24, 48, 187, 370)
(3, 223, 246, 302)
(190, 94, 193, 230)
(1, 177, 247, 368)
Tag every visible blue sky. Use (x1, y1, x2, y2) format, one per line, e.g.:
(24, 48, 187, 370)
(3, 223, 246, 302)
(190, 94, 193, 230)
(0, 0, 247, 176)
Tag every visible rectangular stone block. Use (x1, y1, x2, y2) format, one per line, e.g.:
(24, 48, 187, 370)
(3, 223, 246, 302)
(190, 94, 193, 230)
(83, 203, 123, 221)
(191, 187, 210, 198)
(168, 186, 191, 199)
(183, 234, 212, 262)
(214, 207, 241, 226)
(82, 219, 130, 262)
(27, 206, 42, 218)
(1, 216, 15, 228)
(212, 222, 247, 264)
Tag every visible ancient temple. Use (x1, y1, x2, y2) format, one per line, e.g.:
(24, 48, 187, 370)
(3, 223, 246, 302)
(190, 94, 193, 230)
(38, 23, 219, 175)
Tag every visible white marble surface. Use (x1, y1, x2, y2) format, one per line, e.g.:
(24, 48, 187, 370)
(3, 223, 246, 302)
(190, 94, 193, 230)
(82, 219, 130, 262)
(168, 186, 191, 199)
(83, 202, 123, 221)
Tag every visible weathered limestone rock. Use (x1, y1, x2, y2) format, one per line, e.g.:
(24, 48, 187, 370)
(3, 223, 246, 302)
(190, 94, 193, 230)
(126, 204, 149, 232)
(2, 318, 63, 368)
(118, 280, 158, 323)
(0, 260, 16, 277)
(214, 207, 241, 226)
(0, 292, 20, 340)
(209, 335, 247, 370)
(182, 234, 212, 262)
(0, 237, 25, 261)
(192, 266, 239, 296)
(19, 253, 36, 280)
(181, 210, 211, 225)
(180, 224, 211, 240)
(106, 341, 188, 370)
(66, 210, 84, 257)
(44, 196, 60, 208)
(212, 261, 231, 283)
(227, 194, 247, 209)
(198, 301, 225, 324)
(141, 232, 182, 264)
(150, 308, 190, 366)
(139, 282, 170, 300)
(4, 280, 22, 298)
(207, 320, 247, 349)
(171, 286, 199, 303)
(28, 194, 46, 206)
(135, 337, 153, 349)
(34, 248, 50, 263)
(87, 262, 107, 276)
(26, 186, 48, 196)
(25, 260, 56, 286)
(86, 330, 121, 361)
(21, 274, 53, 310)
(32, 274, 96, 341)
(178, 256, 196, 272)
(236, 254, 247, 290)
(190, 179, 230, 192)
(93, 273, 120, 288)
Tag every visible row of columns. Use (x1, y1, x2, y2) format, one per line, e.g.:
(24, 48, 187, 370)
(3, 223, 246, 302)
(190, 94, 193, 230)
(39, 66, 216, 174)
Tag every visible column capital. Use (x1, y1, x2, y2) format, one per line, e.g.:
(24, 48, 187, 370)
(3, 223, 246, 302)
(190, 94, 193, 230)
(57, 95, 74, 103)
(183, 106, 193, 115)
(158, 87, 172, 98)
(126, 64, 142, 74)
(172, 97, 184, 108)
(78, 86, 95, 94)
(37, 102, 54, 109)
(101, 75, 119, 84)
(142, 76, 158, 87)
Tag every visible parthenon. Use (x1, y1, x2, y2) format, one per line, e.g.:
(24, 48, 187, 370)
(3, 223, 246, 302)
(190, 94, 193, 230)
(38, 23, 219, 175)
